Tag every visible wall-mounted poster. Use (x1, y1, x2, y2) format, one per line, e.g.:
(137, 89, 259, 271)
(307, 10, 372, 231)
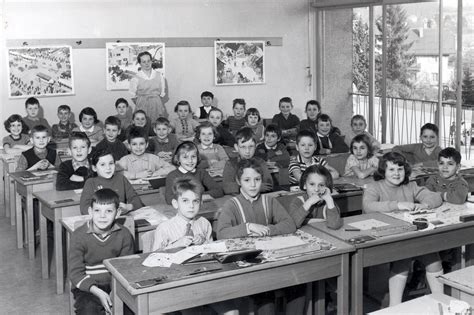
(106, 42, 165, 90)
(7, 45, 74, 98)
(215, 41, 265, 86)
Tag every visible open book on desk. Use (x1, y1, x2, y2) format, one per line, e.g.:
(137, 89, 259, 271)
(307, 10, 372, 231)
(19, 169, 58, 181)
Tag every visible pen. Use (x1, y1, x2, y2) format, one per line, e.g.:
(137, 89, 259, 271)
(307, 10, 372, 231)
(344, 228, 361, 231)
(442, 208, 451, 213)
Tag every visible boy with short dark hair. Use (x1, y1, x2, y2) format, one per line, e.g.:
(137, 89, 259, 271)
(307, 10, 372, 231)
(272, 97, 300, 142)
(223, 98, 246, 135)
(425, 147, 469, 204)
(22, 97, 51, 134)
(95, 116, 129, 161)
(255, 124, 290, 168)
(52, 104, 77, 141)
(118, 126, 175, 180)
(56, 132, 92, 191)
(288, 130, 339, 184)
(150, 117, 179, 163)
(197, 91, 217, 119)
(222, 127, 273, 195)
(315, 113, 349, 154)
(16, 124, 59, 171)
(69, 188, 135, 314)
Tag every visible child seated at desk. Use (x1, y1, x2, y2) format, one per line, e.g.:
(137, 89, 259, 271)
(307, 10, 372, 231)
(272, 97, 300, 142)
(80, 148, 143, 215)
(3, 114, 31, 153)
(154, 178, 239, 315)
(195, 121, 229, 176)
(114, 97, 132, 133)
(222, 127, 273, 195)
(344, 134, 379, 178)
(164, 141, 223, 204)
(95, 116, 129, 161)
(52, 104, 78, 142)
(149, 117, 179, 164)
(16, 125, 60, 171)
(196, 90, 217, 120)
(393, 123, 441, 166)
(22, 97, 51, 134)
(208, 108, 235, 147)
(72, 107, 104, 146)
(170, 100, 199, 142)
(56, 132, 92, 191)
(362, 152, 444, 306)
(223, 98, 247, 135)
(289, 130, 339, 184)
(69, 188, 135, 315)
(344, 114, 381, 151)
(118, 127, 175, 180)
(299, 100, 321, 135)
(216, 158, 296, 315)
(315, 114, 349, 155)
(255, 124, 290, 169)
(425, 147, 469, 204)
(245, 107, 264, 142)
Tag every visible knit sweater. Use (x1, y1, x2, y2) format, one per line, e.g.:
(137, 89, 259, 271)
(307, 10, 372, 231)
(56, 160, 91, 191)
(222, 157, 274, 195)
(197, 143, 229, 170)
(255, 142, 290, 168)
(287, 193, 343, 229)
(118, 153, 175, 180)
(363, 180, 443, 213)
(316, 132, 349, 154)
(149, 134, 179, 164)
(393, 143, 442, 166)
(272, 113, 300, 138)
(80, 174, 144, 214)
(69, 221, 134, 292)
(223, 116, 246, 134)
(425, 174, 469, 204)
(164, 168, 224, 204)
(215, 125, 236, 147)
(215, 193, 296, 239)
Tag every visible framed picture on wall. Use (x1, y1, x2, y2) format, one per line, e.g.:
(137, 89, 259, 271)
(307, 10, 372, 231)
(106, 42, 165, 90)
(7, 45, 75, 98)
(215, 41, 265, 86)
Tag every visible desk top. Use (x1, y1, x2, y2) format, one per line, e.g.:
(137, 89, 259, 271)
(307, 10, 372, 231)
(9, 169, 57, 185)
(310, 210, 474, 249)
(438, 265, 474, 295)
(103, 225, 354, 296)
(368, 293, 465, 315)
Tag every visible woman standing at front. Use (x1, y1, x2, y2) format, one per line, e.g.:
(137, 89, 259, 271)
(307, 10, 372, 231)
(129, 51, 167, 121)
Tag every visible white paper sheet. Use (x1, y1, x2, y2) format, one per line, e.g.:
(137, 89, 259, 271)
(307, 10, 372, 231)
(348, 219, 389, 230)
(185, 242, 228, 254)
(130, 206, 169, 225)
(142, 248, 198, 267)
(255, 235, 306, 250)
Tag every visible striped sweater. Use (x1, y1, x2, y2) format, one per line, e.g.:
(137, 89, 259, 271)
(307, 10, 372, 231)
(68, 221, 135, 291)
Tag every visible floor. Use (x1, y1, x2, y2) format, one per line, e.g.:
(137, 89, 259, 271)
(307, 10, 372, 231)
(0, 215, 69, 314)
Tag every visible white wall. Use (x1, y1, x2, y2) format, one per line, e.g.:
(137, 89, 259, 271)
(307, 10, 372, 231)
(1, 0, 315, 138)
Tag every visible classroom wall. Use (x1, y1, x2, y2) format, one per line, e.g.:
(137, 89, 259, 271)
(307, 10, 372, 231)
(0, 0, 319, 139)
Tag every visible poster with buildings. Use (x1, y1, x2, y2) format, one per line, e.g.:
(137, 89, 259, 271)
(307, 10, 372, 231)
(106, 42, 165, 90)
(215, 41, 265, 86)
(7, 45, 74, 98)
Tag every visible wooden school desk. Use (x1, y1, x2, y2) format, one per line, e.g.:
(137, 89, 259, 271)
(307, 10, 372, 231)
(311, 211, 474, 315)
(438, 265, 474, 306)
(1, 153, 20, 225)
(44, 192, 231, 295)
(103, 226, 354, 315)
(9, 170, 56, 260)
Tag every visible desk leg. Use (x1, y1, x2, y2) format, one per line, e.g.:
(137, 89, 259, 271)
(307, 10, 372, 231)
(27, 189, 35, 260)
(15, 184, 23, 249)
(337, 253, 350, 315)
(351, 251, 364, 315)
(40, 203, 49, 279)
(9, 177, 16, 226)
(111, 278, 123, 315)
(136, 295, 149, 315)
(55, 209, 64, 294)
(313, 281, 325, 315)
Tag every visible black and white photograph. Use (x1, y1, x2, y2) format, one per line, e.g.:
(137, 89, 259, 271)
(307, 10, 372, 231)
(7, 45, 74, 98)
(215, 41, 264, 86)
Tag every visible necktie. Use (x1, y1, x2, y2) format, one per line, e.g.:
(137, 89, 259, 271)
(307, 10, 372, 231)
(185, 222, 194, 237)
